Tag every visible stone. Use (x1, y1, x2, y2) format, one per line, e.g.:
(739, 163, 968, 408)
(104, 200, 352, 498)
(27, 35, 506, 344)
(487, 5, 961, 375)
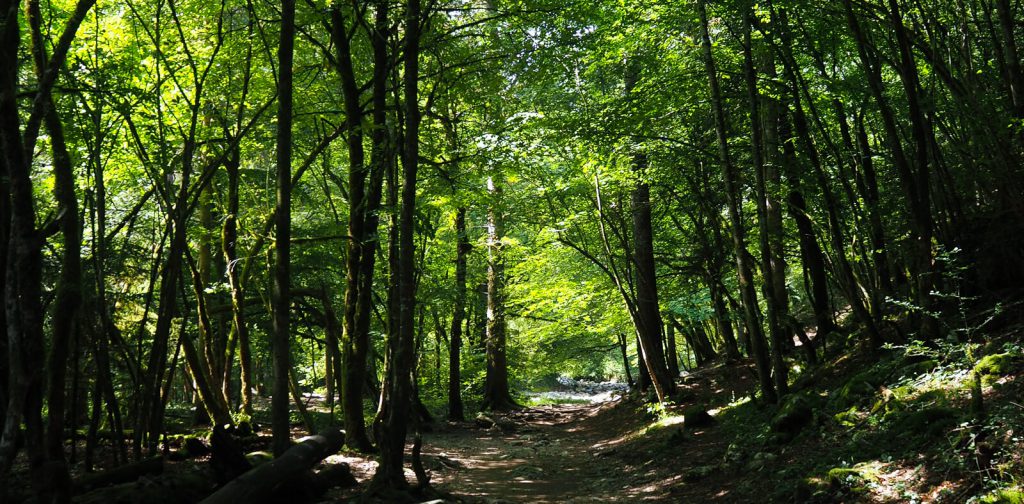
(771, 394, 815, 435)
(681, 405, 714, 429)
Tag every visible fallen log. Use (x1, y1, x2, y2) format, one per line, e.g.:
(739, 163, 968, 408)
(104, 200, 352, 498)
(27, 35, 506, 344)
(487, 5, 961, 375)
(200, 428, 345, 504)
(73, 456, 164, 493)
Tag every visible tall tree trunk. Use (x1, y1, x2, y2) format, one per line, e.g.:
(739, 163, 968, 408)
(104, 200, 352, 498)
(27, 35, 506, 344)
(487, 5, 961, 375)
(332, 4, 373, 453)
(24, 1, 82, 493)
(86, 91, 126, 465)
(696, 0, 776, 403)
(777, 5, 882, 348)
(843, 0, 934, 338)
(0, 0, 95, 488)
(778, 113, 834, 342)
(271, 0, 296, 458)
(996, 0, 1024, 118)
(629, 159, 674, 401)
(483, 175, 516, 410)
(41, 95, 80, 504)
(665, 320, 680, 378)
(448, 208, 468, 421)
(618, 334, 634, 386)
(743, 12, 789, 396)
(855, 113, 895, 296)
(223, 148, 253, 416)
(885, 0, 937, 338)
(374, 0, 420, 487)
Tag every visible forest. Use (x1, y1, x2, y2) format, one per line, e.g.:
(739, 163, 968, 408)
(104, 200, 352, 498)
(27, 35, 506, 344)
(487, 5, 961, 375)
(1, 0, 1023, 501)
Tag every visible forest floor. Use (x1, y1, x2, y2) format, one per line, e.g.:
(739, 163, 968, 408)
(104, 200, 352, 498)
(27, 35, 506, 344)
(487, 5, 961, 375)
(46, 303, 1024, 503)
(323, 313, 1024, 503)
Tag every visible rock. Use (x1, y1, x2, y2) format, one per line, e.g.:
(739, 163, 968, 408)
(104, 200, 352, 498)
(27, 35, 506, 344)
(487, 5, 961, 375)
(745, 452, 777, 472)
(475, 413, 496, 429)
(827, 463, 880, 491)
(974, 353, 1019, 386)
(244, 450, 274, 467)
(888, 407, 959, 441)
(682, 465, 717, 482)
(978, 486, 1024, 504)
(831, 378, 877, 409)
(771, 394, 815, 435)
(681, 405, 714, 429)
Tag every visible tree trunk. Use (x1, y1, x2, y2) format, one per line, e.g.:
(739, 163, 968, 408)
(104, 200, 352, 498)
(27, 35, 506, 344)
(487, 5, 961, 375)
(483, 175, 516, 411)
(996, 0, 1024, 118)
(448, 208, 469, 421)
(223, 149, 253, 416)
(629, 159, 674, 400)
(697, 0, 776, 404)
(373, 0, 421, 487)
(331, 4, 373, 453)
(843, 0, 934, 338)
(665, 320, 680, 378)
(618, 334, 634, 386)
(25, 3, 83, 489)
(743, 12, 789, 396)
(201, 429, 345, 504)
(271, 0, 296, 458)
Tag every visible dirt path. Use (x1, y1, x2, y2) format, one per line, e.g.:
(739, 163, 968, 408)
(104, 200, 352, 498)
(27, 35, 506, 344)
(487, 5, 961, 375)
(420, 402, 676, 503)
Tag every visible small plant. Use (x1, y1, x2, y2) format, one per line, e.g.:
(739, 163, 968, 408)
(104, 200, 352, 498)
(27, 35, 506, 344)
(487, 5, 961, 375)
(643, 399, 675, 421)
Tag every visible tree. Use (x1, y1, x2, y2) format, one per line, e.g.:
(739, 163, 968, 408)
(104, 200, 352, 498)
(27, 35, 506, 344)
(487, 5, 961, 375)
(272, 0, 296, 458)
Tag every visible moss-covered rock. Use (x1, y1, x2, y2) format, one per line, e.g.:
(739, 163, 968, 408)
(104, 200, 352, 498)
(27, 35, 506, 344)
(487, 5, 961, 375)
(974, 353, 1018, 386)
(771, 394, 815, 435)
(831, 375, 879, 409)
(979, 486, 1024, 504)
(887, 407, 959, 444)
(833, 406, 860, 427)
(827, 462, 881, 492)
(682, 464, 717, 482)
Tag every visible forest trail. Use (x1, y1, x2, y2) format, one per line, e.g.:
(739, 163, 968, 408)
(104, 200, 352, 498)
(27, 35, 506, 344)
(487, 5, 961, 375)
(427, 402, 657, 503)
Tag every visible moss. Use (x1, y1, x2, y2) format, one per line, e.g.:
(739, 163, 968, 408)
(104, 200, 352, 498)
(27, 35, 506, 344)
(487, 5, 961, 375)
(831, 372, 880, 409)
(833, 406, 860, 427)
(887, 407, 959, 445)
(826, 462, 881, 491)
(974, 353, 1018, 385)
(914, 389, 951, 406)
(980, 487, 1024, 504)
